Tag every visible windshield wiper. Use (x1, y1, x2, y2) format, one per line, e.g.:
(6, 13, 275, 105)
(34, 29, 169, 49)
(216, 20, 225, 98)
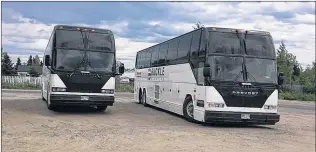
(68, 30, 87, 79)
(243, 31, 248, 55)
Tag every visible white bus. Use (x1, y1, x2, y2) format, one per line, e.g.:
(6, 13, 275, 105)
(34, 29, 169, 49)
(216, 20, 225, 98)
(41, 25, 125, 111)
(134, 27, 284, 125)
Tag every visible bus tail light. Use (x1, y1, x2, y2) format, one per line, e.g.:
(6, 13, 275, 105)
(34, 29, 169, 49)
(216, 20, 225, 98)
(208, 102, 225, 108)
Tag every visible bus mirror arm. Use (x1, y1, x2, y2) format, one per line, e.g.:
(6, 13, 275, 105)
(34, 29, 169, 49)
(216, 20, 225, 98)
(278, 72, 284, 85)
(203, 66, 211, 78)
(44, 55, 51, 66)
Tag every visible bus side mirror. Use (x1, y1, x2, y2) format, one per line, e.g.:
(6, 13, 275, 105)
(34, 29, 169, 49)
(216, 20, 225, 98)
(203, 67, 211, 77)
(278, 72, 284, 85)
(44, 55, 51, 66)
(119, 64, 125, 74)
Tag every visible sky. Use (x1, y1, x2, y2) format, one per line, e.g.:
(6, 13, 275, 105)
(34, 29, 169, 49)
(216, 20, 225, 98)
(2, 2, 315, 68)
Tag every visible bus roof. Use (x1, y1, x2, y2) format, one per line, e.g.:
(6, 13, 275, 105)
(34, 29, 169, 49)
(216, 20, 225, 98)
(53, 25, 113, 34)
(206, 26, 271, 35)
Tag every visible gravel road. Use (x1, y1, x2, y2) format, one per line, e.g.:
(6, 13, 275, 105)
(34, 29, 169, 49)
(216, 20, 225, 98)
(2, 91, 315, 152)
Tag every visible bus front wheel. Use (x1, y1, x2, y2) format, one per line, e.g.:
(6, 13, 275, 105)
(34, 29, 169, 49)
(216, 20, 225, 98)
(183, 96, 195, 123)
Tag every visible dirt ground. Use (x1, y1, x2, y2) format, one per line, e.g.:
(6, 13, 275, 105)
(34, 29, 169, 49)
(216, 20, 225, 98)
(1, 91, 315, 152)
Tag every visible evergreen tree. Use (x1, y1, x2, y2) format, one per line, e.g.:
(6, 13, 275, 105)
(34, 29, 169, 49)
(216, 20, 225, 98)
(33, 55, 41, 65)
(1, 52, 14, 75)
(15, 57, 22, 70)
(27, 55, 33, 66)
(276, 40, 301, 84)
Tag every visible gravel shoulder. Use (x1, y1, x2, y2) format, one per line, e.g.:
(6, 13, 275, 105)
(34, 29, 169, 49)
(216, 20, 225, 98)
(1, 92, 315, 152)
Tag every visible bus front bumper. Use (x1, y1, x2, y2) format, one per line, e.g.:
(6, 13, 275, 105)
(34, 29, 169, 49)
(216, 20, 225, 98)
(204, 111, 280, 125)
(50, 94, 115, 106)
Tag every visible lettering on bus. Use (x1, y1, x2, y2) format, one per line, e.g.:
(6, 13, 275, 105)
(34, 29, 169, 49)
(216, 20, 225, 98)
(149, 67, 165, 76)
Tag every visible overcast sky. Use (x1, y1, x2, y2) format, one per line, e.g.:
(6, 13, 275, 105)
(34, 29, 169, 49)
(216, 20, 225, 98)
(2, 2, 315, 68)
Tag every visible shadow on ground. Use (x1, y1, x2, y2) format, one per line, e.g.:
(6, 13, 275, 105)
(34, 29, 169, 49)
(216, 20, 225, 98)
(136, 102, 275, 130)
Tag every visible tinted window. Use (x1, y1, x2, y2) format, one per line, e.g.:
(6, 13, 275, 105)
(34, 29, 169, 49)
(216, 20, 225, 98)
(145, 50, 152, 68)
(135, 53, 140, 69)
(177, 33, 192, 63)
(245, 34, 275, 58)
(208, 32, 241, 54)
(158, 43, 168, 66)
(190, 30, 201, 58)
(151, 46, 159, 67)
(86, 52, 114, 73)
(166, 39, 179, 65)
(87, 32, 113, 51)
(139, 52, 145, 68)
(56, 30, 84, 49)
(55, 49, 85, 71)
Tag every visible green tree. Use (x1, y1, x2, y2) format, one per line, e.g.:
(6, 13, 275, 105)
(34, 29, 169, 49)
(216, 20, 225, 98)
(1, 52, 14, 75)
(32, 55, 40, 65)
(193, 21, 204, 29)
(15, 57, 22, 70)
(27, 55, 33, 66)
(276, 40, 301, 84)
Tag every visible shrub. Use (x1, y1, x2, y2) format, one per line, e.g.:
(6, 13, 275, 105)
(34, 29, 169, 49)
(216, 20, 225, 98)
(279, 92, 315, 101)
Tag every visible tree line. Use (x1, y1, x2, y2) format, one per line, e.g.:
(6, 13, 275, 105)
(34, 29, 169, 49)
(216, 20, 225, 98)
(1, 48, 43, 76)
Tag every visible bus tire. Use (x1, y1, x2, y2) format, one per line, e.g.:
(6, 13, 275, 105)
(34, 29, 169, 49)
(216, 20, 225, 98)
(142, 90, 148, 107)
(41, 88, 46, 101)
(138, 89, 142, 104)
(183, 96, 195, 123)
(97, 105, 107, 111)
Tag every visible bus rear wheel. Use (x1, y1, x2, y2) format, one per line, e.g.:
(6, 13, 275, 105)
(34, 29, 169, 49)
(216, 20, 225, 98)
(183, 96, 195, 123)
(142, 91, 148, 107)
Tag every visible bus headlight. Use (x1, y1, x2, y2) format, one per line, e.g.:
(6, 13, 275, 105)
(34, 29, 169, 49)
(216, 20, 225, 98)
(208, 102, 225, 108)
(52, 87, 67, 92)
(264, 105, 277, 110)
(101, 89, 114, 94)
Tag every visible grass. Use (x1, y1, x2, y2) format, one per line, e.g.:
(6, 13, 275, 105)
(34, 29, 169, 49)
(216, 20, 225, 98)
(2, 83, 41, 90)
(279, 92, 315, 101)
(2, 83, 135, 93)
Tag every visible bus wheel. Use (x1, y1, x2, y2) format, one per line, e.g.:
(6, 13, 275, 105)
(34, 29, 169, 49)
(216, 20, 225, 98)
(41, 88, 46, 101)
(138, 89, 142, 104)
(183, 96, 195, 122)
(97, 105, 107, 111)
(47, 101, 56, 111)
(142, 90, 148, 107)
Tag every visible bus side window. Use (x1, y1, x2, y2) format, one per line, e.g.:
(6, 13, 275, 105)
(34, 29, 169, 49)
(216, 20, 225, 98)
(166, 38, 180, 65)
(135, 53, 139, 69)
(151, 46, 159, 67)
(177, 33, 192, 64)
(158, 43, 168, 66)
(190, 29, 201, 59)
(145, 50, 152, 68)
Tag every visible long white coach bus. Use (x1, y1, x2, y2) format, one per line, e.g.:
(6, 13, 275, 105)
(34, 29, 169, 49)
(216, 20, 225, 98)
(41, 25, 125, 111)
(134, 27, 285, 125)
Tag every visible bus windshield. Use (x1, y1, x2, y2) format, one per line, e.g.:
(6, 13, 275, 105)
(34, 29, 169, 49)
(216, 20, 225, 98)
(245, 34, 275, 58)
(208, 56, 244, 82)
(245, 58, 277, 84)
(208, 32, 241, 54)
(56, 29, 114, 51)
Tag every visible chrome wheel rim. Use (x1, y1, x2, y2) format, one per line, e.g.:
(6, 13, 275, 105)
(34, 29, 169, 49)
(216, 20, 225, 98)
(186, 101, 194, 118)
